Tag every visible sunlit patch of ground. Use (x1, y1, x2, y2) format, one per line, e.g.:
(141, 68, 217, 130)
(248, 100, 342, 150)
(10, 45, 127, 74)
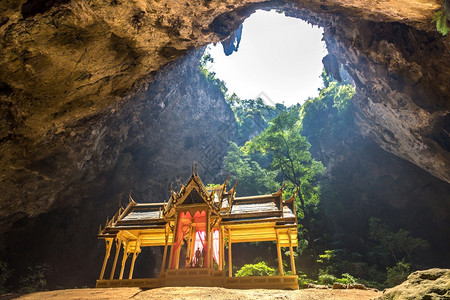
(15, 286, 381, 300)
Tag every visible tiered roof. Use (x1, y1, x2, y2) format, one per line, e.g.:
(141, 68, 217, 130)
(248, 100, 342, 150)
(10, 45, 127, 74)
(98, 170, 297, 239)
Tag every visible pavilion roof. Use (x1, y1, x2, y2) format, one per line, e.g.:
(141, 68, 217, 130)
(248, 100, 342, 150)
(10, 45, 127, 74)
(98, 172, 297, 238)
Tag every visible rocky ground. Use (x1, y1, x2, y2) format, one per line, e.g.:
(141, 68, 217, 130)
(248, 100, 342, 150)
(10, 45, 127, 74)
(5, 269, 450, 300)
(381, 268, 450, 299)
(13, 286, 381, 300)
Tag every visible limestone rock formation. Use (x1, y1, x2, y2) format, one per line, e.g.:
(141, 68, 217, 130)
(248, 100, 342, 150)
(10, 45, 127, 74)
(1, 0, 449, 231)
(0, 48, 234, 289)
(380, 268, 450, 299)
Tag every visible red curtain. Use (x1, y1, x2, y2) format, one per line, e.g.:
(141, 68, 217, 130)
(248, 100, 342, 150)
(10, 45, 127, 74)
(170, 211, 192, 269)
(192, 230, 206, 266)
(171, 210, 221, 269)
(192, 211, 207, 267)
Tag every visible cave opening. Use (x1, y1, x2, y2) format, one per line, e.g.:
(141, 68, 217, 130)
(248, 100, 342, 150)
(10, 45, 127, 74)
(204, 9, 328, 106)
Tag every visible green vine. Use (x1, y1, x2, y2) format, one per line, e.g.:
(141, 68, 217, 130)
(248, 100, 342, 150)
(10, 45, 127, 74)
(432, 9, 449, 36)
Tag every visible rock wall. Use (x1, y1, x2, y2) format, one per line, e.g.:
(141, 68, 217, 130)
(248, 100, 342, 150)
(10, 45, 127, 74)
(0, 48, 234, 289)
(1, 0, 449, 231)
(322, 16, 450, 183)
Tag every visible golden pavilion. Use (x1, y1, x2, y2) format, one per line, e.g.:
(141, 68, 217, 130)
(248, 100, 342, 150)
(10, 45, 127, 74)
(96, 166, 299, 289)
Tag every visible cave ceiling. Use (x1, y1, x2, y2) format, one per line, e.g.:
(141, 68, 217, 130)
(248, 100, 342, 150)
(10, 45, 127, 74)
(0, 0, 449, 231)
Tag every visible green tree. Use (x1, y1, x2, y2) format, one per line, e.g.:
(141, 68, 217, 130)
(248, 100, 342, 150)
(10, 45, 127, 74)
(369, 218, 429, 267)
(19, 264, 52, 294)
(244, 109, 325, 259)
(385, 260, 410, 287)
(0, 261, 11, 294)
(300, 72, 355, 140)
(228, 96, 286, 145)
(224, 142, 279, 196)
(199, 53, 228, 96)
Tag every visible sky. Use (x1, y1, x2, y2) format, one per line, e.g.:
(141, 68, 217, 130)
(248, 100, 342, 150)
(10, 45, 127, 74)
(205, 10, 327, 106)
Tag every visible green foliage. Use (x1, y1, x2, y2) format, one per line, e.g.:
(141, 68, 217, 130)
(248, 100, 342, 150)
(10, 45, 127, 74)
(317, 249, 336, 264)
(317, 250, 337, 275)
(206, 183, 221, 189)
(316, 272, 356, 286)
(300, 270, 366, 288)
(199, 53, 228, 95)
(200, 52, 286, 146)
(244, 108, 325, 258)
(0, 261, 12, 294)
(300, 73, 355, 140)
(385, 260, 410, 287)
(235, 261, 277, 277)
(297, 271, 311, 288)
(369, 218, 429, 266)
(19, 264, 52, 294)
(317, 273, 338, 285)
(336, 273, 357, 284)
(244, 108, 325, 198)
(432, 10, 449, 36)
(224, 142, 279, 196)
(229, 97, 286, 144)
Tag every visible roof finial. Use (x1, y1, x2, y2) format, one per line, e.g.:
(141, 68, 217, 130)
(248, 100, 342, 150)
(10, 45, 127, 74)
(170, 182, 176, 194)
(192, 162, 194, 175)
(223, 174, 231, 187)
(274, 180, 286, 196)
(177, 178, 185, 188)
(228, 178, 238, 193)
(194, 161, 198, 175)
(128, 191, 136, 204)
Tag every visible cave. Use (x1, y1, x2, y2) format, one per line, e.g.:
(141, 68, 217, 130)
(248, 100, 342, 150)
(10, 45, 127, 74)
(0, 0, 449, 292)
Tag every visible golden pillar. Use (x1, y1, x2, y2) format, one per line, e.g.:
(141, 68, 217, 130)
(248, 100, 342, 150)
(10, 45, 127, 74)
(119, 242, 130, 280)
(99, 238, 113, 280)
(228, 228, 232, 277)
(128, 250, 139, 279)
(288, 229, 296, 275)
(110, 238, 121, 279)
(161, 229, 169, 273)
(276, 230, 284, 276)
(206, 211, 211, 268)
(168, 217, 178, 269)
(175, 241, 182, 269)
(219, 226, 224, 271)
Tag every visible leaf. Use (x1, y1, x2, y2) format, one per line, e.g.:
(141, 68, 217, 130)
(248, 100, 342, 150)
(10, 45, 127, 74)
(432, 10, 449, 36)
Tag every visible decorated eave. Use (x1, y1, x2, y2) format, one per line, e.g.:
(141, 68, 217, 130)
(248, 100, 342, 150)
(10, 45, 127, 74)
(98, 193, 166, 238)
(162, 165, 233, 217)
(98, 173, 298, 239)
(221, 181, 298, 225)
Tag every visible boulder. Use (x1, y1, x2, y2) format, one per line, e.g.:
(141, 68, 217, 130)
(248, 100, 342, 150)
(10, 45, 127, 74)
(380, 268, 450, 299)
(333, 282, 347, 289)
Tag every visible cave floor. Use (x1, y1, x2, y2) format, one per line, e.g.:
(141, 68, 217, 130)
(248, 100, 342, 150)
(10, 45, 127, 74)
(14, 286, 381, 300)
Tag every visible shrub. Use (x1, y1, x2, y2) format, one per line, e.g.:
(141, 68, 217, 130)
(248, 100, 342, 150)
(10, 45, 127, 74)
(317, 273, 338, 285)
(19, 264, 52, 294)
(0, 261, 12, 294)
(385, 260, 410, 287)
(432, 10, 449, 36)
(336, 273, 357, 284)
(235, 261, 276, 277)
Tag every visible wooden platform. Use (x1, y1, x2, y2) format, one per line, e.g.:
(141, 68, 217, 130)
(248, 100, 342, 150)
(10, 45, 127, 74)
(96, 269, 299, 290)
